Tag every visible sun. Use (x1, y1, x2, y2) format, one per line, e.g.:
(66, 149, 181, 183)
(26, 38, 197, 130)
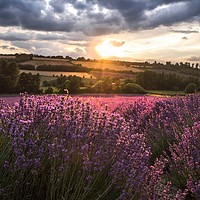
(96, 40, 125, 58)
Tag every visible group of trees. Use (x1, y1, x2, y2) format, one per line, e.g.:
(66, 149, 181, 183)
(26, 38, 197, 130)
(43, 75, 146, 94)
(43, 75, 82, 94)
(0, 59, 41, 94)
(17, 72, 41, 94)
(42, 70, 199, 94)
(130, 61, 200, 77)
(136, 70, 200, 91)
(82, 77, 146, 94)
(0, 59, 20, 93)
(56, 75, 82, 94)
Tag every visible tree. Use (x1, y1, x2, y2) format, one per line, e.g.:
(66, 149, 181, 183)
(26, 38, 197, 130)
(56, 75, 81, 94)
(77, 57, 86, 61)
(58, 80, 70, 94)
(0, 59, 20, 93)
(92, 80, 104, 93)
(45, 87, 54, 94)
(43, 80, 51, 87)
(17, 72, 41, 94)
(69, 76, 81, 93)
(185, 83, 198, 94)
(123, 83, 146, 94)
(102, 76, 112, 93)
(113, 80, 122, 93)
(0, 74, 12, 93)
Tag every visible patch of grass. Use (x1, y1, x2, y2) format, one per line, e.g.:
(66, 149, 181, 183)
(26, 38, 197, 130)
(81, 78, 98, 86)
(147, 90, 186, 96)
(40, 86, 58, 93)
(40, 76, 57, 84)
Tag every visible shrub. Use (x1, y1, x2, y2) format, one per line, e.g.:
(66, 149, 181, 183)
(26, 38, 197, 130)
(45, 87, 54, 94)
(18, 64, 35, 70)
(123, 83, 146, 94)
(185, 83, 198, 93)
(92, 80, 104, 93)
(173, 86, 179, 91)
(43, 80, 51, 87)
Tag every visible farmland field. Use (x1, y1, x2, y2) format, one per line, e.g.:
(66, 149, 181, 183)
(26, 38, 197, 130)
(73, 60, 143, 72)
(21, 59, 74, 67)
(20, 69, 93, 78)
(33, 57, 71, 62)
(0, 94, 200, 199)
(90, 70, 136, 79)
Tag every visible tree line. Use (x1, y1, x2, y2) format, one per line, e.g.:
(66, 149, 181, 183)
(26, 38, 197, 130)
(135, 70, 200, 91)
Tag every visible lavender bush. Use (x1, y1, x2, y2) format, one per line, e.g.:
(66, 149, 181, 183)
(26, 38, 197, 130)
(0, 94, 200, 199)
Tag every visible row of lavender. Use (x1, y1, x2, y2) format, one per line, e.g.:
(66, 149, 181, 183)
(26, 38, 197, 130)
(0, 94, 199, 199)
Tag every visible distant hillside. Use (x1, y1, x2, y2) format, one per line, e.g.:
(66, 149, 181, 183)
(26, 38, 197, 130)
(72, 60, 143, 72)
(20, 58, 75, 67)
(1, 54, 200, 78)
(36, 64, 89, 72)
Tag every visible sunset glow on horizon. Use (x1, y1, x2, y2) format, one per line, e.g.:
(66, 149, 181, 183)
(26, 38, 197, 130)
(96, 40, 127, 58)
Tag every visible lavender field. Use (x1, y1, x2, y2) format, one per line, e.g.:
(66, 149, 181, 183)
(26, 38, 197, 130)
(0, 94, 200, 200)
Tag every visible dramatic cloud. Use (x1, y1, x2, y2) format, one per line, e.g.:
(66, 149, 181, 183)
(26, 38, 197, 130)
(0, 32, 31, 41)
(109, 40, 125, 47)
(0, 0, 200, 62)
(0, 31, 89, 42)
(36, 33, 68, 41)
(0, 0, 200, 36)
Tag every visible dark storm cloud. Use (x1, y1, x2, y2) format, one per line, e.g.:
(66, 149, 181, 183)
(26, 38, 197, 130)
(36, 33, 68, 40)
(0, 32, 30, 41)
(0, 0, 75, 32)
(0, 0, 200, 36)
(0, 31, 67, 41)
(0, 31, 79, 41)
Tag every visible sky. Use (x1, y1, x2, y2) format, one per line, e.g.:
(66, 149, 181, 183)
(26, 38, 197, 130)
(0, 0, 200, 63)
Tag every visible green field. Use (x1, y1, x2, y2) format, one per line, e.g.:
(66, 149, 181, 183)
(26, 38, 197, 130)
(147, 90, 200, 96)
